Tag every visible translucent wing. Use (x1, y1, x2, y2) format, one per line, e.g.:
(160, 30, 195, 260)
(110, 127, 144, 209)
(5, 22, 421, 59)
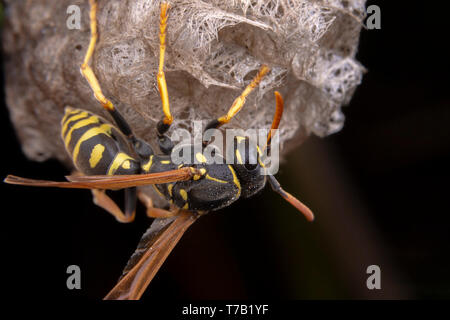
(104, 210, 200, 300)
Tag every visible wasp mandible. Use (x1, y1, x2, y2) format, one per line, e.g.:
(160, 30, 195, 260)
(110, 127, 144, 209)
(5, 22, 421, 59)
(4, 1, 314, 299)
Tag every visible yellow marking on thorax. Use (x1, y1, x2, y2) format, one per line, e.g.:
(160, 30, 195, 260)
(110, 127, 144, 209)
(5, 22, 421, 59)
(161, 160, 171, 164)
(179, 189, 188, 201)
(108, 152, 134, 175)
(63, 116, 100, 147)
(182, 203, 189, 210)
(228, 165, 241, 199)
(167, 184, 174, 197)
(235, 149, 243, 164)
(141, 155, 154, 172)
(195, 152, 207, 163)
(193, 168, 206, 180)
(89, 144, 105, 168)
(205, 174, 228, 184)
(122, 160, 131, 169)
(72, 124, 112, 162)
(61, 111, 90, 136)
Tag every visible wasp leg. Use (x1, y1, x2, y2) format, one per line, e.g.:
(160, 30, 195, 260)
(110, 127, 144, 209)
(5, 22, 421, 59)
(156, 2, 172, 134)
(138, 190, 179, 218)
(80, 0, 155, 160)
(155, 2, 175, 155)
(204, 65, 270, 132)
(80, 0, 135, 139)
(92, 188, 136, 223)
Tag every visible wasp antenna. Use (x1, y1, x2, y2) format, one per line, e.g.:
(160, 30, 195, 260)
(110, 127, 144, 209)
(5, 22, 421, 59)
(266, 91, 284, 148)
(268, 175, 314, 222)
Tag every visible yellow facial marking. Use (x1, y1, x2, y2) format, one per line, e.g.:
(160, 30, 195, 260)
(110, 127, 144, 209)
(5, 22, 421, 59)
(256, 145, 262, 156)
(205, 174, 227, 184)
(141, 155, 154, 172)
(108, 152, 134, 175)
(179, 189, 188, 201)
(195, 152, 207, 163)
(256, 145, 265, 167)
(89, 144, 105, 168)
(73, 124, 112, 162)
(168, 184, 173, 197)
(258, 158, 265, 168)
(63, 116, 100, 147)
(228, 165, 241, 199)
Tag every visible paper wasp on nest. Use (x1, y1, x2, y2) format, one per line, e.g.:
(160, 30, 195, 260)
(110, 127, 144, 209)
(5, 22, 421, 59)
(4, 1, 314, 299)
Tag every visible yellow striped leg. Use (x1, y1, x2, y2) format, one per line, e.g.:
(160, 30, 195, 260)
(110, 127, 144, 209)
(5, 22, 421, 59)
(157, 2, 173, 133)
(80, 0, 136, 139)
(80, 0, 114, 112)
(205, 65, 270, 131)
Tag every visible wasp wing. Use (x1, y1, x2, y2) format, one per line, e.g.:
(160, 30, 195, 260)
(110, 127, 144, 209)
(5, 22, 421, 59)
(119, 217, 177, 280)
(4, 168, 196, 190)
(104, 210, 200, 300)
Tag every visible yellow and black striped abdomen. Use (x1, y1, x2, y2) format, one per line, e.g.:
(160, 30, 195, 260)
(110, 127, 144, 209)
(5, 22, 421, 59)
(61, 107, 140, 176)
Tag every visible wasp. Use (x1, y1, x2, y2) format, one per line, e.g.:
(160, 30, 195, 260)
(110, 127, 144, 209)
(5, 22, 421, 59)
(4, 1, 314, 299)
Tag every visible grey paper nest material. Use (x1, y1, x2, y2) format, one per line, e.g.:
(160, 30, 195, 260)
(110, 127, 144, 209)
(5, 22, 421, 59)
(3, 0, 366, 166)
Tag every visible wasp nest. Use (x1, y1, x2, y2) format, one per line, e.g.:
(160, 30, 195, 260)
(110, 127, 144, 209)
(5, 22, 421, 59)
(3, 0, 366, 165)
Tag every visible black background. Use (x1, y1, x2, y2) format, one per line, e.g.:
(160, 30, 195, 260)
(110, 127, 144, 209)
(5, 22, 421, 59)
(1, 1, 449, 301)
